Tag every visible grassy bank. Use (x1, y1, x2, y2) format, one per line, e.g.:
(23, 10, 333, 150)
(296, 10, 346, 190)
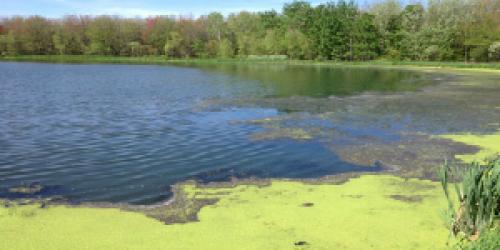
(0, 55, 171, 64)
(1, 175, 452, 249)
(1, 55, 500, 72)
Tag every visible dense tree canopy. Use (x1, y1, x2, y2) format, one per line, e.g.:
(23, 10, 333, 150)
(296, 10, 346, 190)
(0, 0, 498, 61)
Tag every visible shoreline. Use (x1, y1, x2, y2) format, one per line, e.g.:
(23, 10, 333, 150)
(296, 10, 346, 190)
(0, 171, 371, 208)
(2, 55, 500, 74)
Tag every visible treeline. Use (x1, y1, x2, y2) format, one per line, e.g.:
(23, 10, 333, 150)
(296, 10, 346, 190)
(0, 0, 499, 61)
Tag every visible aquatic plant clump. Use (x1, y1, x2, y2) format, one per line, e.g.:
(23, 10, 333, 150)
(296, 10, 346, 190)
(460, 227, 500, 250)
(440, 158, 500, 238)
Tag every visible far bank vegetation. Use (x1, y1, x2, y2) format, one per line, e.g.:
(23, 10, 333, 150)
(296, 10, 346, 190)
(0, 0, 499, 62)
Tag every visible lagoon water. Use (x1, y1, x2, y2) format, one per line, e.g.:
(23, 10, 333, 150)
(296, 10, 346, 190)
(0, 62, 442, 203)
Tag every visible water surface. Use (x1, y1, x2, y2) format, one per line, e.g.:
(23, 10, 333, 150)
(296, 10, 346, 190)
(0, 62, 449, 203)
(184, 63, 434, 97)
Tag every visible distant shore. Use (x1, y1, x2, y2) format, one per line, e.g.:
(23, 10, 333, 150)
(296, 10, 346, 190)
(2, 55, 500, 73)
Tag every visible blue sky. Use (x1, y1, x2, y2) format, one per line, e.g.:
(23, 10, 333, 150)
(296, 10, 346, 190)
(0, 0, 376, 17)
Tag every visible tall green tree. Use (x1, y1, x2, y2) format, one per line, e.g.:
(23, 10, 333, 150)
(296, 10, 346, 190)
(263, 30, 285, 55)
(419, 0, 464, 61)
(462, 0, 500, 62)
(86, 16, 123, 55)
(259, 10, 283, 30)
(227, 12, 265, 55)
(217, 38, 234, 58)
(369, 0, 402, 54)
(22, 16, 54, 54)
(206, 12, 224, 41)
(284, 29, 312, 59)
(164, 31, 183, 57)
(398, 4, 425, 60)
(283, 1, 313, 33)
(4, 31, 18, 55)
(143, 17, 174, 55)
(352, 13, 381, 60)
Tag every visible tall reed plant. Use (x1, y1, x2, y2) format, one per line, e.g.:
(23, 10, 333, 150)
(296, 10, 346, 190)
(439, 158, 499, 238)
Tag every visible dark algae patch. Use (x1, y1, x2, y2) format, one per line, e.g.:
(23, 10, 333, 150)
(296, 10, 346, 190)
(217, 70, 500, 180)
(331, 135, 478, 179)
(389, 195, 425, 203)
(141, 197, 219, 224)
(301, 202, 314, 207)
(2, 183, 66, 200)
(8, 183, 44, 195)
(294, 241, 309, 246)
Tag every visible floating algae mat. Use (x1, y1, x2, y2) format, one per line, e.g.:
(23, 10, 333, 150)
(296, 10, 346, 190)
(0, 175, 451, 249)
(439, 131, 500, 163)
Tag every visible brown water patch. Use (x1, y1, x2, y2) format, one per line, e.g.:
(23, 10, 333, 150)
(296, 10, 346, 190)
(251, 127, 314, 141)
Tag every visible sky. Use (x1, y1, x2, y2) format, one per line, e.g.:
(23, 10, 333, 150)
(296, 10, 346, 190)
(0, 0, 376, 18)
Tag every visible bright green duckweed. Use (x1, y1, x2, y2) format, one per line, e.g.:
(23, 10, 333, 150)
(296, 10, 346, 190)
(439, 131, 500, 163)
(1, 175, 451, 249)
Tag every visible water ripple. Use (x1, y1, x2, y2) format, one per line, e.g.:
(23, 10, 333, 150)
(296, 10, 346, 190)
(0, 62, 391, 204)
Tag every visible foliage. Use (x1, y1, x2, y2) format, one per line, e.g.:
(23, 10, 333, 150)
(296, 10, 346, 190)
(439, 158, 500, 238)
(217, 38, 234, 58)
(284, 29, 311, 59)
(490, 42, 500, 61)
(460, 227, 500, 250)
(0, 0, 498, 61)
